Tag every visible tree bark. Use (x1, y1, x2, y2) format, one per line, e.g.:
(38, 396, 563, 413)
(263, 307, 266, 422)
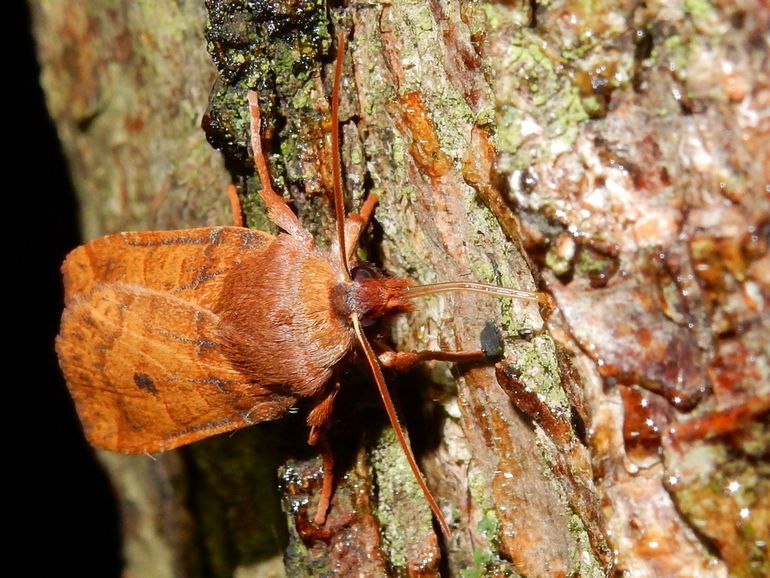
(33, 1, 768, 577)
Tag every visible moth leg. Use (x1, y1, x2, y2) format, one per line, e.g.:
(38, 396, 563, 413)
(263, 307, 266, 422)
(307, 383, 339, 445)
(378, 349, 491, 373)
(309, 440, 335, 526)
(343, 193, 379, 263)
(247, 91, 312, 244)
(306, 382, 340, 525)
(226, 184, 245, 227)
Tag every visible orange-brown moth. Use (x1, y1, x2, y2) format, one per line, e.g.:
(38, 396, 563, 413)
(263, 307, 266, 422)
(56, 32, 550, 536)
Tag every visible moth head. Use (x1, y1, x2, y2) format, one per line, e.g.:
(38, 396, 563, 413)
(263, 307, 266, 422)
(331, 265, 414, 325)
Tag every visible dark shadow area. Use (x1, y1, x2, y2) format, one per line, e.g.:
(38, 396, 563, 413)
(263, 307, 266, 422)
(12, 4, 122, 576)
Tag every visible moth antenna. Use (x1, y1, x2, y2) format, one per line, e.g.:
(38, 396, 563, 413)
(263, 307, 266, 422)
(332, 30, 350, 280)
(405, 281, 553, 306)
(351, 313, 452, 538)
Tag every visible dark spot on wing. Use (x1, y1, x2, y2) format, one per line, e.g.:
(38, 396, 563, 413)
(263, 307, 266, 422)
(133, 372, 158, 395)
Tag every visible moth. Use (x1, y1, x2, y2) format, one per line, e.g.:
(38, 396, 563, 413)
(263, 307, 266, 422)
(56, 33, 549, 536)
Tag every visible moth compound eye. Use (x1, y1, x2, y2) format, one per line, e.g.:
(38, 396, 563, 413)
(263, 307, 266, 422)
(351, 264, 379, 282)
(359, 315, 378, 327)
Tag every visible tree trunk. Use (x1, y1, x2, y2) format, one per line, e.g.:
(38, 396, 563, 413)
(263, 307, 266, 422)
(32, 1, 768, 577)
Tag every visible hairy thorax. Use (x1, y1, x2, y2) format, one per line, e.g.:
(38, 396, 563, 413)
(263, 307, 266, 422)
(215, 235, 353, 398)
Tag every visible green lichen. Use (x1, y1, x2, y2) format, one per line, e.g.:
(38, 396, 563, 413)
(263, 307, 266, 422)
(474, 106, 496, 127)
(385, 0, 476, 162)
(575, 249, 610, 275)
(288, 80, 317, 113)
(373, 130, 426, 274)
(459, 548, 494, 578)
(460, 546, 517, 578)
(492, 34, 589, 171)
(504, 41, 555, 95)
(273, 42, 317, 97)
(428, 85, 476, 163)
(467, 253, 498, 284)
(545, 246, 572, 276)
(462, 471, 506, 576)
(350, 146, 363, 166)
(370, 427, 433, 571)
(509, 335, 569, 408)
(468, 469, 492, 512)
(406, 1, 435, 34)
(567, 512, 605, 578)
(659, 34, 690, 78)
(462, 195, 542, 338)
(480, 2, 641, 166)
(242, 175, 277, 233)
(358, 31, 393, 117)
(478, 508, 501, 544)
(496, 105, 526, 156)
(684, 0, 717, 22)
(480, 3, 530, 33)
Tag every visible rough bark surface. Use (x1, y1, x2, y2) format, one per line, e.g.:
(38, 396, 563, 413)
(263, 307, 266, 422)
(34, 0, 768, 577)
